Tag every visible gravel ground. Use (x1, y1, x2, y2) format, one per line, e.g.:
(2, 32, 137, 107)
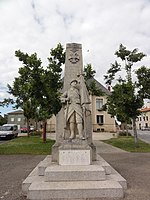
(0, 155, 45, 200)
(0, 153, 150, 200)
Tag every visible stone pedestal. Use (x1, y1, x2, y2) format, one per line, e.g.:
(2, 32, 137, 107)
(58, 139, 92, 165)
(22, 155, 127, 200)
(59, 149, 91, 165)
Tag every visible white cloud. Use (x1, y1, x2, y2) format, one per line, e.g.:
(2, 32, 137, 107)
(0, 0, 150, 114)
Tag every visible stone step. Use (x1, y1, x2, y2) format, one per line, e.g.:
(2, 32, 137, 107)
(28, 180, 124, 199)
(45, 165, 106, 181)
(95, 154, 112, 175)
(38, 155, 53, 176)
(22, 174, 44, 195)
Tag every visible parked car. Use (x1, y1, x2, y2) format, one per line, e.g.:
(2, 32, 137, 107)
(30, 125, 35, 131)
(0, 124, 18, 139)
(20, 127, 28, 133)
(141, 127, 150, 131)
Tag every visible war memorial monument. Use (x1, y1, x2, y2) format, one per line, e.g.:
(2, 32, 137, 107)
(22, 43, 127, 199)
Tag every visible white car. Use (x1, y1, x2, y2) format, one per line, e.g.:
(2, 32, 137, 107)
(0, 124, 18, 139)
(141, 127, 150, 131)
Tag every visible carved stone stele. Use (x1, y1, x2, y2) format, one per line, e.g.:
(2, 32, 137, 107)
(52, 43, 96, 162)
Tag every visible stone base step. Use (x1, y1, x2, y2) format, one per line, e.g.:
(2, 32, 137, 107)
(23, 155, 127, 199)
(22, 175, 44, 195)
(45, 165, 105, 181)
(28, 180, 124, 200)
(38, 155, 113, 177)
(38, 155, 53, 176)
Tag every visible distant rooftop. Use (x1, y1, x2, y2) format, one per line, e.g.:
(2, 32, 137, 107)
(7, 110, 23, 115)
(86, 77, 111, 95)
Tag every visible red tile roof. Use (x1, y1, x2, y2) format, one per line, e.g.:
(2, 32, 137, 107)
(140, 107, 150, 112)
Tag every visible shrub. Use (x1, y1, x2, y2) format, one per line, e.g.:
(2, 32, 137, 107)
(119, 131, 131, 137)
(30, 131, 42, 136)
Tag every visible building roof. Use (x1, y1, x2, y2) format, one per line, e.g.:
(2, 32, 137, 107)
(61, 77, 110, 96)
(140, 107, 150, 112)
(7, 110, 23, 115)
(86, 77, 111, 95)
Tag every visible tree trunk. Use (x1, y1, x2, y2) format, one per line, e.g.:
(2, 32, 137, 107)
(125, 121, 129, 136)
(35, 120, 38, 131)
(121, 122, 125, 131)
(132, 117, 139, 147)
(27, 119, 30, 137)
(42, 120, 47, 143)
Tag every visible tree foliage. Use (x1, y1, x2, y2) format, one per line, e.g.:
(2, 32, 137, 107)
(7, 51, 42, 135)
(136, 66, 150, 99)
(104, 44, 146, 84)
(107, 83, 143, 120)
(104, 44, 146, 146)
(0, 98, 14, 107)
(8, 43, 65, 139)
(84, 64, 104, 96)
(84, 64, 96, 81)
(0, 115, 7, 126)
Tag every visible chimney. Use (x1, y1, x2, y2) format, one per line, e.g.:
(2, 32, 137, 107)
(108, 85, 111, 91)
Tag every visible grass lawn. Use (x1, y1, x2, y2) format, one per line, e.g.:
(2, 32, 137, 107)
(103, 136, 150, 152)
(0, 136, 55, 155)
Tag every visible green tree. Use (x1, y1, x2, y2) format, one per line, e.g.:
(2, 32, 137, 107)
(106, 82, 143, 139)
(84, 64, 96, 81)
(0, 98, 14, 107)
(8, 51, 42, 136)
(36, 43, 65, 142)
(0, 115, 7, 126)
(136, 66, 150, 99)
(84, 64, 104, 96)
(104, 44, 146, 146)
(8, 43, 65, 141)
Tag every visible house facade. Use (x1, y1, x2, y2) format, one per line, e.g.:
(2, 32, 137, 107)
(136, 102, 150, 130)
(88, 78, 116, 132)
(7, 110, 37, 130)
(7, 110, 26, 130)
(90, 95, 116, 132)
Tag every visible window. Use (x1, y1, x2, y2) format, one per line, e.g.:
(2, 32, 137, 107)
(143, 116, 145, 121)
(18, 118, 21, 122)
(96, 99, 103, 110)
(140, 117, 142, 121)
(11, 118, 14, 122)
(97, 115, 104, 125)
(146, 116, 148, 121)
(145, 123, 148, 128)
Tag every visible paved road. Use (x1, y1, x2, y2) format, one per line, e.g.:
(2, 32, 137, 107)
(130, 130, 150, 144)
(101, 152, 150, 200)
(0, 155, 45, 200)
(94, 140, 127, 153)
(137, 130, 150, 144)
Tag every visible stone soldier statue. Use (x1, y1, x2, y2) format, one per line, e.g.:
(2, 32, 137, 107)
(61, 74, 91, 140)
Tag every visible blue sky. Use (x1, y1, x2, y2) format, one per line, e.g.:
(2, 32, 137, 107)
(0, 0, 150, 115)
